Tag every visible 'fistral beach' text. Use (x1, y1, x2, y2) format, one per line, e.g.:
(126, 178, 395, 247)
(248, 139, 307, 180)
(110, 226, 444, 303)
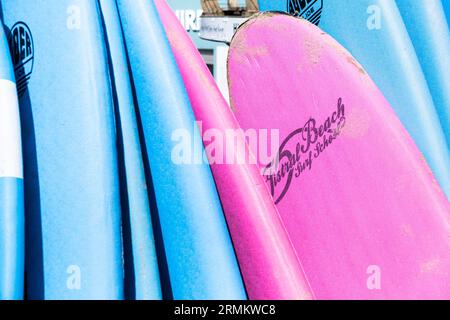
(265, 98, 346, 204)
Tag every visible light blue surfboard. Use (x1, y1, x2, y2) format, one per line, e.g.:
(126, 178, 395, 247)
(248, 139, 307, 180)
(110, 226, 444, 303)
(116, 0, 246, 300)
(0, 17, 24, 300)
(258, 0, 450, 199)
(1, 0, 124, 299)
(397, 0, 450, 148)
(98, 0, 162, 300)
(444, 0, 450, 22)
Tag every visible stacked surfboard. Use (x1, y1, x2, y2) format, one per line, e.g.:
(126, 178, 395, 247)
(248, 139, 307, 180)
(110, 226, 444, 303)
(396, 0, 450, 149)
(0, 16, 24, 301)
(114, 0, 246, 300)
(0, 0, 449, 300)
(0, 0, 245, 300)
(2, 0, 124, 300)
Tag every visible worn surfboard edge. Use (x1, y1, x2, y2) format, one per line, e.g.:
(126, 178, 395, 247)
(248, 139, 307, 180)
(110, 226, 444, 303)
(258, 0, 450, 200)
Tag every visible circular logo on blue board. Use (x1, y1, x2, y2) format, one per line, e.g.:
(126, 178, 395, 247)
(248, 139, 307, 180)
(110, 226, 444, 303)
(8, 22, 34, 98)
(287, 0, 323, 26)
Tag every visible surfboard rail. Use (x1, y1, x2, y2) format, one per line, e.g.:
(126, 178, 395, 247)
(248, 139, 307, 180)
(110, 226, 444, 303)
(0, 20, 24, 300)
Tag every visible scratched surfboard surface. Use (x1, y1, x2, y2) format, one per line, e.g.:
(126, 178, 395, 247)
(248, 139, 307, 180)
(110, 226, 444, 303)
(1, 0, 124, 299)
(258, 0, 450, 200)
(0, 16, 24, 300)
(228, 12, 450, 299)
(155, 0, 312, 300)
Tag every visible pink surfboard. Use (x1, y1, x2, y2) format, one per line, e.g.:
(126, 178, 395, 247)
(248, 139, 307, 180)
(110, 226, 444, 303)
(154, 0, 312, 300)
(228, 13, 450, 300)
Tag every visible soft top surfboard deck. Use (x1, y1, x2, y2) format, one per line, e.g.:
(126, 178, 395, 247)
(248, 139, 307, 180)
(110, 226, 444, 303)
(116, 0, 246, 300)
(396, 0, 450, 149)
(0, 17, 24, 300)
(228, 13, 450, 299)
(258, 0, 450, 199)
(1, 0, 124, 299)
(98, 0, 162, 300)
(155, 0, 312, 300)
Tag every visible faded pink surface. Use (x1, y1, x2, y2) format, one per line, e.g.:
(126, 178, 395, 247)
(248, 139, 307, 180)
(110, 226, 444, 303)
(228, 13, 450, 299)
(155, 0, 313, 300)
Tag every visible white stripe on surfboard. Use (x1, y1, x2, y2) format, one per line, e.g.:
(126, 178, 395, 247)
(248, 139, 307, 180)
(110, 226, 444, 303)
(0, 79, 23, 179)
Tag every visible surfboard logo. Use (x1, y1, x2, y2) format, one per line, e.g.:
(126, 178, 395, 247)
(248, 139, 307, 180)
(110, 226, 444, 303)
(287, 0, 323, 26)
(8, 22, 34, 98)
(264, 98, 345, 204)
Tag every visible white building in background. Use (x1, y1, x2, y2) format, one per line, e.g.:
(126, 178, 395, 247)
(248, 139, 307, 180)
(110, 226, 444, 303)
(167, 0, 231, 102)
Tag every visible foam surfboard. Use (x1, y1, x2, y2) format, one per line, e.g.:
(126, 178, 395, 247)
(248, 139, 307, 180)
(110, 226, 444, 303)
(444, 0, 450, 21)
(258, 0, 450, 199)
(1, 0, 124, 299)
(228, 13, 450, 299)
(155, 0, 313, 300)
(0, 18, 24, 300)
(397, 0, 450, 148)
(98, 0, 162, 300)
(116, 0, 246, 300)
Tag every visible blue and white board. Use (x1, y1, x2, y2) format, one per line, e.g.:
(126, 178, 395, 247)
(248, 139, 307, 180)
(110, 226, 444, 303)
(98, 0, 162, 300)
(258, 0, 450, 199)
(0, 17, 24, 300)
(397, 0, 450, 148)
(1, 0, 124, 299)
(116, 0, 246, 300)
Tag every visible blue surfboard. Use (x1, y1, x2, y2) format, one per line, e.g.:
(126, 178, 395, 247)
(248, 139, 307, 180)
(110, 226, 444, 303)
(98, 0, 162, 300)
(1, 0, 124, 299)
(444, 0, 450, 22)
(397, 0, 450, 148)
(116, 0, 246, 300)
(258, 0, 450, 199)
(0, 17, 24, 300)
